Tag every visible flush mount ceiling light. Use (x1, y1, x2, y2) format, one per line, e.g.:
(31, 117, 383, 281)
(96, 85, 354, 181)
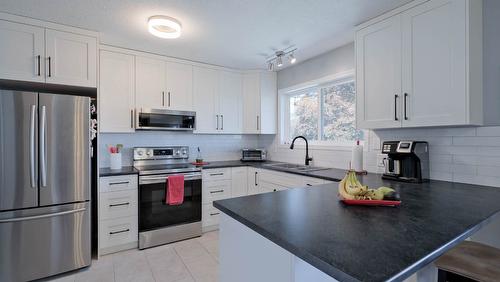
(148, 15, 182, 39)
(266, 46, 297, 71)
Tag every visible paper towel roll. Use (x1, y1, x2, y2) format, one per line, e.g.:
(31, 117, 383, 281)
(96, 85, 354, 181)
(351, 141, 363, 172)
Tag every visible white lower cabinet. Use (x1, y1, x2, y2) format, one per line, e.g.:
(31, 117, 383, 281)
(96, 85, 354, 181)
(203, 166, 332, 229)
(99, 174, 138, 255)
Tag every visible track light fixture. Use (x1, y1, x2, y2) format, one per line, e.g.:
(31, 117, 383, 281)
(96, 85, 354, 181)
(265, 46, 297, 71)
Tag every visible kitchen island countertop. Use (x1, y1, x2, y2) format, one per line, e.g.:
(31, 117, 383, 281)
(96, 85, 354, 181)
(214, 173, 500, 282)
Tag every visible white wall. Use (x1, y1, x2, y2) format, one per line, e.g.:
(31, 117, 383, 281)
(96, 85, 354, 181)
(100, 132, 259, 167)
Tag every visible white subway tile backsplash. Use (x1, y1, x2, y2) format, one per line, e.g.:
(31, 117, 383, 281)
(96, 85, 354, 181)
(452, 136, 500, 146)
(476, 126, 500, 136)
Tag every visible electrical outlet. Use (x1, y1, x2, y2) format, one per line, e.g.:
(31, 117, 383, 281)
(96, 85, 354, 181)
(376, 154, 387, 168)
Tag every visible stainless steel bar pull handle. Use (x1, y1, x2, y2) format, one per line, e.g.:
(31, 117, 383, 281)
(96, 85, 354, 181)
(254, 172, 258, 186)
(47, 56, 52, 77)
(0, 207, 86, 223)
(109, 202, 130, 207)
(168, 92, 171, 107)
(40, 105, 47, 187)
(216, 115, 219, 130)
(36, 55, 41, 76)
(210, 190, 224, 194)
(210, 212, 220, 216)
(130, 109, 134, 128)
(109, 181, 129, 185)
(221, 115, 224, 130)
(209, 173, 224, 176)
(394, 94, 399, 121)
(29, 105, 36, 188)
(404, 93, 409, 120)
(162, 92, 165, 106)
(109, 229, 129, 235)
(256, 116, 260, 130)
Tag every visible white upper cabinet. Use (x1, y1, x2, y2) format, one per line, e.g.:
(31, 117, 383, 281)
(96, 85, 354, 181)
(0, 20, 45, 82)
(99, 50, 135, 133)
(356, 16, 402, 129)
(166, 62, 193, 111)
(242, 72, 277, 134)
(135, 56, 166, 110)
(218, 70, 243, 134)
(45, 29, 97, 87)
(193, 66, 218, 133)
(0, 18, 97, 87)
(356, 0, 482, 129)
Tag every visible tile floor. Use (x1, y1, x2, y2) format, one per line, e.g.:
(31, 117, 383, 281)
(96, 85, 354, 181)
(44, 231, 219, 282)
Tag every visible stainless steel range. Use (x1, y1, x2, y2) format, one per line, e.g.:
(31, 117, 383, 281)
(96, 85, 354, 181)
(134, 146, 202, 249)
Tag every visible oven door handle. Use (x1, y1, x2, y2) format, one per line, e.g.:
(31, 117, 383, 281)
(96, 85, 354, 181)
(139, 173, 202, 184)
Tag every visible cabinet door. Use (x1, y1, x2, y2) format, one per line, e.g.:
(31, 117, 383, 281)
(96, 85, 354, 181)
(401, 0, 467, 127)
(193, 66, 218, 133)
(356, 15, 402, 129)
(135, 56, 166, 110)
(242, 73, 260, 133)
(247, 167, 260, 195)
(259, 72, 277, 134)
(99, 50, 135, 132)
(166, 61, 193, 110)
(219, 71, 243, 134)
(0, 20, 44, 82)
(45, 29, 96, 87)
(231, 167, 248, 197)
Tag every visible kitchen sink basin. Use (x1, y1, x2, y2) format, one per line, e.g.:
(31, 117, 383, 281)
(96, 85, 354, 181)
(263, 163, 329, 172)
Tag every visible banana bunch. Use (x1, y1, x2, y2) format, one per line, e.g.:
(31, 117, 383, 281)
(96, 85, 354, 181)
(338, 171, 395, 201)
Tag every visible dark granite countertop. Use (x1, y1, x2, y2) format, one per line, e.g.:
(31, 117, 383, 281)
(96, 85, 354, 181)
(214, 173, 500, 282)
(99, 166, 139, 177)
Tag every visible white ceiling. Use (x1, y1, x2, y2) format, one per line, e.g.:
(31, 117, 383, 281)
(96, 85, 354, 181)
(0, 0, 412, 70)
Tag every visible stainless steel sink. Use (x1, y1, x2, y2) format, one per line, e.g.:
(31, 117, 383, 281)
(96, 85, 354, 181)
(263, 163, 329, 172)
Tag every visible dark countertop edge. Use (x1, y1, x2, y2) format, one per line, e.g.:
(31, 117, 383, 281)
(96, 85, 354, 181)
(387, 210, 500, 282)
(214, 197, 500, 282)
(99, 166, 139, 177)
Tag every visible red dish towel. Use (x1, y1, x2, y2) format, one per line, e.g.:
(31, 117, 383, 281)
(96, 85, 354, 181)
(166, 175, 185, 205)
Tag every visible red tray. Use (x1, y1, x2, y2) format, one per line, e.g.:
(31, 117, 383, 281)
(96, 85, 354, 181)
(341, 199, 401, 206)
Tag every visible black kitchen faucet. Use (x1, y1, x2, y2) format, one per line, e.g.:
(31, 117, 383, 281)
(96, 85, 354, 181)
(289, 136, 313, 166)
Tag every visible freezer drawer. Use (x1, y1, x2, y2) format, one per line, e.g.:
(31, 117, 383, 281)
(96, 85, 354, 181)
(0, 202, 91, 282)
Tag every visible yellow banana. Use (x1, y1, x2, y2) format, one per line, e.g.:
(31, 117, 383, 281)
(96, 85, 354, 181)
(338, 173, 355, 200)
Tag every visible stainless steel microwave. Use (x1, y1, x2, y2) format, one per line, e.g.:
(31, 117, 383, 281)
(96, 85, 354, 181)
(136, 109, 196, 131)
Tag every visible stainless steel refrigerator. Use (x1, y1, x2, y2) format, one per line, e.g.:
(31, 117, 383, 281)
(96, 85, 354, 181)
(0, 89, 91, 282)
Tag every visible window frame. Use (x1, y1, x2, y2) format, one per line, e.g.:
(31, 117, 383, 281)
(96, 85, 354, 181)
(279, 70, 363, 150)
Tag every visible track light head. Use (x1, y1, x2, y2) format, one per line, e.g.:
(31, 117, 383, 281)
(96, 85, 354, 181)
(268, 62, 274, 71)
(289, 53, 297, 64)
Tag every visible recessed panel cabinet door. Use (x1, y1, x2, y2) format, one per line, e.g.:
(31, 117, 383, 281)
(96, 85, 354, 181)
(166, 61, 193, 111)
(0, 20, 44, 82)
(45, 29, 96, 87)
(219, 71, 242, 134)
(99, 50, 135, 132)
(401, 0, 467, 127)
(242, 73, 260, 134)
(193, 66, 218, 133)
(135, 56, 166, 110)
(356, 15, 402, 129)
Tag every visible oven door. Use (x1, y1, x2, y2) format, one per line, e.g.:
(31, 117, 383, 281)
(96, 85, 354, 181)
(138, 172, 202, 233)
(136, 109, 196, 131)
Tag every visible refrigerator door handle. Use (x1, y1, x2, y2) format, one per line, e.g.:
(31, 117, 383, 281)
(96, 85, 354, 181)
(0, 207, 86, 223)
(30, 105, 36, 188)
(40, 105, 47, 187)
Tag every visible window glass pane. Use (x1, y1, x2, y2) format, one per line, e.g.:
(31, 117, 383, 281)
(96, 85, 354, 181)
(289, 89, 318, 141)
(321, 80, 364, 142)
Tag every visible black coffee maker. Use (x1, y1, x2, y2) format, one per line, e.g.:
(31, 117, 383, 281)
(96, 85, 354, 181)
(382, 141, 429, 183)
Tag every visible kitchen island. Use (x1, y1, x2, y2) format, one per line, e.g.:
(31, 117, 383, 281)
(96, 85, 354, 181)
(214, 173, 500, 282)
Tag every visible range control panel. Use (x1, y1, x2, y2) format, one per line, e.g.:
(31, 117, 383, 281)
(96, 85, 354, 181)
(134, 146, 189, 160)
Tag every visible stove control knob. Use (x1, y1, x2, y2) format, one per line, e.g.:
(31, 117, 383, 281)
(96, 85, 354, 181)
(146, 150, 152, 156)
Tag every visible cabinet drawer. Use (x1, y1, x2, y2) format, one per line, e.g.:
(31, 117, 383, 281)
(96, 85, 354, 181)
(203, 168, 231, 181)
(259, 169, 303, 188)
(99, 216, 138, 249)
(100, 190, 138, 220)
(100, 175, 138, 192)
(202, 180, 232, 204)
(202, 204, 221, 227)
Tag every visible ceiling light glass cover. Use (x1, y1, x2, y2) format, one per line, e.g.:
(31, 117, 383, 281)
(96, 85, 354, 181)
(148, 15, 182, 39)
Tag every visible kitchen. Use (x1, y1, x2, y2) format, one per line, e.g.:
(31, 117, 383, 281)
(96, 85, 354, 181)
(1, 0, 500, 281)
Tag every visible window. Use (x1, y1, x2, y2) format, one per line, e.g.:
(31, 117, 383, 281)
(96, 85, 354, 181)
(282, 74, 364, 146)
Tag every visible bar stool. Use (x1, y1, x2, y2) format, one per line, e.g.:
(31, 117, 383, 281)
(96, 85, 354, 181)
(435, 241, 500, 282)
